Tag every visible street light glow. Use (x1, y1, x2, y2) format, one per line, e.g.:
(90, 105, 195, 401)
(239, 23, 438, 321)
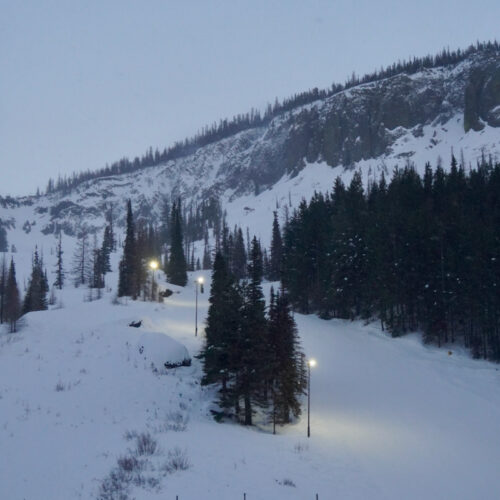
(195, 276, 204, 336)
(149, 260, 159, 270)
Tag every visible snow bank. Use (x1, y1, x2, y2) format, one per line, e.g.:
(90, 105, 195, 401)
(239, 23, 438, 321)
(136, 330, 190, 370)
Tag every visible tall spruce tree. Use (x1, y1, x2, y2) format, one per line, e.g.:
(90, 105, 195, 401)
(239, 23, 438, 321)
(5, 258, 21, 332)
(101, 225, 113, 273)
(269, 211, 283, 280)
(134, 222, 149, 298)
(0, 255, 6, 323)
(54, 232, 65, 289)
(0, 226, 7, 252)
(231, 227, 247, 280)
(267, 287, 306, 428)
(202, 226, 212, 270)
(118, 200, 137, 297)
(72, 230, 90, 287)
(238, 237, 268, 425)
(167, 199, 188, 286)
(23, 247, 48, 313)
(201, 253, 244, 412)
(90, 234, 105, 290)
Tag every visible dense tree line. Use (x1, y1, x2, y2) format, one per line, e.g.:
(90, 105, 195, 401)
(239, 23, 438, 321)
(117, 196, 229, 297)
(118, 199, 171, 297)
(43, 42, 499, 196)
(201, 239, 306, 428)
(280, 156, 500, 360)
(156, 196, 223, 272)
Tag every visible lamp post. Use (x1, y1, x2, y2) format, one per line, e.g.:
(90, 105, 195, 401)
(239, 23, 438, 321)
(307, 358, 316, 438)
(149, 260, 158, 301)
(195, 276, 204, 336)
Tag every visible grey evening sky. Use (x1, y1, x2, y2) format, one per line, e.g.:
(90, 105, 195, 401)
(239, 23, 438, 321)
(1, 0, 499, 196)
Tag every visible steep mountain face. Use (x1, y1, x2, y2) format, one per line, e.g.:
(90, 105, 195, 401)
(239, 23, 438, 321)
(273, 50, 500, 175)
(1, 49, 499, 241)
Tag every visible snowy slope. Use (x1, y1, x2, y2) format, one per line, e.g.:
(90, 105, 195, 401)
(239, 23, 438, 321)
(1, 49, 500, 499)
(2, 264, 500, 499)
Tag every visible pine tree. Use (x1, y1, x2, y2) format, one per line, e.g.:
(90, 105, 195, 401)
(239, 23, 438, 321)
(106, 203, 117, 251)
(118, 200, 137, 297)
(202, 227, 212, 270)
(160, 197, 171, 249)
(267, 287, 306, 427)
(54, 232, 65, 289)
(72, 230, 90, 287)
(0, 255, 6, 324)
(201, 253, 243, 412)
(90, 234, 105, 289)
(5, 258, 21, 332)
(0, 226, 7, 252)
(101, 225, 113, 273)
(23, 247, 48, 313)
(238, 237, 268, 425)
(231, 227, 247, 280)
(166, 199, 188, 286)
(269, 211, 283, 280)
(134, 222, 148, 298)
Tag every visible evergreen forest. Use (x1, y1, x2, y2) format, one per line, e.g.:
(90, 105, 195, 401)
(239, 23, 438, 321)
(280, 156, 500, 360)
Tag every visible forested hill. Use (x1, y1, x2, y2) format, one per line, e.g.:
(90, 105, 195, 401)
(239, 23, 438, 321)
(280, 156, 500, 360)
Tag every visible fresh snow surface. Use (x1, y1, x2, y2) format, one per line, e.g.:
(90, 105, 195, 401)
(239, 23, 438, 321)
(2, 264, 500, 499)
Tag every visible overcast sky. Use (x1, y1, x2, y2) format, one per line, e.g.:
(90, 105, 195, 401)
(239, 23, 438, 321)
(1, 0, 499, 196)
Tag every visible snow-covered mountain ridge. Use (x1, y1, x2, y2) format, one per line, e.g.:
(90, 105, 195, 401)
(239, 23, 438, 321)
(2, 48, 500, 500)
(1, 49, 500, 248)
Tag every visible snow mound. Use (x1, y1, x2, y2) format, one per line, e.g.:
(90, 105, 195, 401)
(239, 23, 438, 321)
(136, 330, 190, 371)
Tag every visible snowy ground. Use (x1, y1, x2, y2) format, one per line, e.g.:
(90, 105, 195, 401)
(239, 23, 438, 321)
(2, 266, 500, 499)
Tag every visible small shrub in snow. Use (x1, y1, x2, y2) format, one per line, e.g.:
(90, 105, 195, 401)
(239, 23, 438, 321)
(135, 432, 158, 456)
(162, 447, 190, 474)
(282, 478, 296, 487)
(146, 476, 161, 489)
(162, 411, 189, 432)
(117, 455, 140, 473)
(98, 469, 130, 500)
(55, 381, 66, 392)
(294, 442, 309, 453)
(123, 429, 138, 441)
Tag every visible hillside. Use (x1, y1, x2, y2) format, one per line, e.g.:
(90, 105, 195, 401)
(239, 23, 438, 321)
(1, 47, 499, 258)
(1, 45, 500, 500)
(1, 264, 500, 499)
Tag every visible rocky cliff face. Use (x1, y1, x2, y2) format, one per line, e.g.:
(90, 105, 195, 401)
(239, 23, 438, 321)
(270, 50, 500, 175)
(1, 49, 499, 239)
